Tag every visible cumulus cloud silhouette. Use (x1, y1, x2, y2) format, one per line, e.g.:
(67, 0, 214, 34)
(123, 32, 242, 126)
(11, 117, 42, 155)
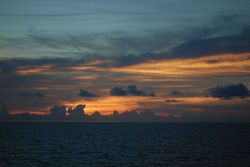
(50, 105, 67, 119)
(67, 104, 86, 120)
(208, 83, 250, 100)
(49, 104, 86, 120)
(110, 86, 128, 96)
(110, 85, 155, 97)
(79, 89, 97, 98)
(127, 84, 146, 96)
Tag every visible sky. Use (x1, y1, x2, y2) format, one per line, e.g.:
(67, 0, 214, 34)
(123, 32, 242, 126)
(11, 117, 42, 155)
(0, 0, 250, 122)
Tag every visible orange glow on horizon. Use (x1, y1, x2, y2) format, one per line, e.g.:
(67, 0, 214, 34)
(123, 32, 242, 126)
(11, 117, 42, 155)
(11, 110, 48, 115)
(62, 96, 163, 115)
(9, 96, 249, 116)
(61, 96, 223, 115)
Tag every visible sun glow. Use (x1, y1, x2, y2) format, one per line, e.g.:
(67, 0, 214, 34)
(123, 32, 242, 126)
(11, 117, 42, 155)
(62, 96, 163, 115)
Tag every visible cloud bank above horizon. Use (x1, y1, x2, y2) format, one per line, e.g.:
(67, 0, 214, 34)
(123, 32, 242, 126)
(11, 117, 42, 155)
(0, 0, 250, 122)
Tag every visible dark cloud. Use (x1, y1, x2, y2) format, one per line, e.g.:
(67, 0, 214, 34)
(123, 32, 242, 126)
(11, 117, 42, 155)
(113, 110, 161, 122)
(169, 90, 183, 96)
(0, 60, 18, 73)
(67, 104, 86, 120)
(49, 105, 67, 120)
(79, 89, 97, 98)
(0, 57, 85, 73)
(127, 84, 146, 96)
(208, 83, 250, 100)
(18, 91, 45, 98)
(89, 111, 102, 121)
(169, 31, 250, 58)
(106, 26, 250, 67)
(110, 85, 155, 97)
(148, 92, 156, 97)
(18, 91, 33, 97)
(35, 92, 45, 98)
(0, 105, 11, 120)
(111, 54, 149, 67)
(110, 86, 128, 96)
(166, 99, 179, 103)
(126, 84, 156, 96)
(48, 105, 86, 121)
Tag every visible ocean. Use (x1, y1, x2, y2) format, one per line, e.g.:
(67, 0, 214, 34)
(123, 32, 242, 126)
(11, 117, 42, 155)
(0, 123, 249, 167)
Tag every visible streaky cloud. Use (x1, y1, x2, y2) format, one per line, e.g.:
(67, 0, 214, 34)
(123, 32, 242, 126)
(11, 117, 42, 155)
(18, 91, 45, 98)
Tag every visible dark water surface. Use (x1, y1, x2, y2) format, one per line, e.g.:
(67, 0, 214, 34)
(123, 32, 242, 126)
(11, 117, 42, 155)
(0, 123, 250, 167)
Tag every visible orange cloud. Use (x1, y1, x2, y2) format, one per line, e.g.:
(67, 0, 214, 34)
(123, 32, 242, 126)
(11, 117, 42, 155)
(16, 65, 53, 75)
(66, 60, 107, 72)
(110, 53, 250, 77)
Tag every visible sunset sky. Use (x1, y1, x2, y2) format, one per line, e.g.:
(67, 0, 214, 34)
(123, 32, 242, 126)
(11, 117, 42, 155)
(0, 0, 250, 121)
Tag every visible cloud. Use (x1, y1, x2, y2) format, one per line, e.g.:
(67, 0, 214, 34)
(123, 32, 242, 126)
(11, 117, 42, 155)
(34, 92, 45, 98)
(169, 90, 183, 96)
(169, 31, 250, 58)
(2, 101, 250, 122)
(208, 83, 250, 100)
(79, 89, 97, 98)
(49, 105, 67, 119)
(1, 26, 249, 74)
(67, 104, 86, 120)
(0, 12, 102, 17)
(18, 91, 45, 98)
(107, 26, 250, 67)
(110, 85, 155, 97)
(165, 99, 179, 103)
(0, 104, 165, 122)
(111, 54, 149, 67)
(49, 104, 86, 121)
(127, 84, 146, 96)
(0, 57, 85, 73)
(148, 92, 156, 97)
(1, 103, 165, 122)
(110, 86, 128, 96)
